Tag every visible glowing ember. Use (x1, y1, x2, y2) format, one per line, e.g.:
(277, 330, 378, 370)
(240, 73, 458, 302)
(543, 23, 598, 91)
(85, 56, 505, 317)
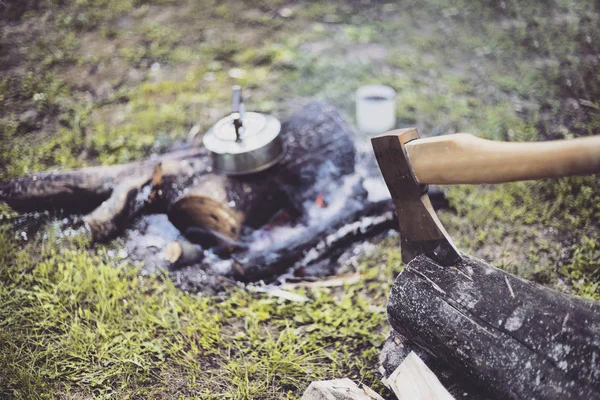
(314, 193, 326, 208)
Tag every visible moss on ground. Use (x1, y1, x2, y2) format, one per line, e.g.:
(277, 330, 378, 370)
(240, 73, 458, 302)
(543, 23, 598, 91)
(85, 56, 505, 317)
(0, 0, 599, 398)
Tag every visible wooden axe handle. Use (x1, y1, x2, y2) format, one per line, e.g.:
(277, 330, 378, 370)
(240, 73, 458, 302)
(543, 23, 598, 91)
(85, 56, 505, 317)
(405, 133, 600, 184)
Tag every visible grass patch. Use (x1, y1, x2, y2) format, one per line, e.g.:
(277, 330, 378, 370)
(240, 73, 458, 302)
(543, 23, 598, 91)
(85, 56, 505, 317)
(0, 225, 399, 398)
(562, 235, 600, 299)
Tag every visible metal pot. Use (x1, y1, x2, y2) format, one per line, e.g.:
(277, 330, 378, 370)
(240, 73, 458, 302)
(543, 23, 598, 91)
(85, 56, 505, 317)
(203, 86, 285, 176)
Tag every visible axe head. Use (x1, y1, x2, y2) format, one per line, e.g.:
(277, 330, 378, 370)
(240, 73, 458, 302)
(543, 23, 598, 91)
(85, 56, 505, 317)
(371, 128, 461, 266)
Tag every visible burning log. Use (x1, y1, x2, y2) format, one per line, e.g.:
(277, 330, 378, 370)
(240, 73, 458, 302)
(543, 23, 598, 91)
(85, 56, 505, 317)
(232, 198, 396, 282)
(84, 161, 168, 241)
(230, 185, 449, 282)
(385, 254, 600, 400)
(0, 149, 208, 241)
(0, 102, 358, 245)
(165, 172, 290, 248)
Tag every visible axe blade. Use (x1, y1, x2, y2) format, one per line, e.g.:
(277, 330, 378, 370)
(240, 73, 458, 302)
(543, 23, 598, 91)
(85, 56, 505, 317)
(371, 128, 461, 266)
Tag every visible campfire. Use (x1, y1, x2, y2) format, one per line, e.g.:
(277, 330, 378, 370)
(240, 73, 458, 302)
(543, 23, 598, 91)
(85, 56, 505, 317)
(1, 103, 447, 293)
(4, 99, 597, 399)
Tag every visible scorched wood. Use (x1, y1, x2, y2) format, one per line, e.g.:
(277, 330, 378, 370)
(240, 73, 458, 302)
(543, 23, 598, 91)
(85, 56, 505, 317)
(0, 147, 205, 213)
(232, 199, 396, 282)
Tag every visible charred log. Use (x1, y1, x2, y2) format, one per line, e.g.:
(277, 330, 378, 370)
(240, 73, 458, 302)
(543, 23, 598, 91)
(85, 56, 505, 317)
(166, 172, 290, 247)
(0, 148, 205, 213)
(386, 253, 600, 400)
(232, 198, 396, 282)
(230, 184, 450, 283)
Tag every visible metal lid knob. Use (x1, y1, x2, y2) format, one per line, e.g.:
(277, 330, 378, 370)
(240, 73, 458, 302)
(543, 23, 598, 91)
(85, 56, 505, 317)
(231, 85, 244, 141)
(203, 86, 285, 176)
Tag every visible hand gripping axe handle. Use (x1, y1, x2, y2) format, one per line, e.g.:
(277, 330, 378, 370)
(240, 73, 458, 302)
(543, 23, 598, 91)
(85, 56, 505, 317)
(371, 129, 600, 266)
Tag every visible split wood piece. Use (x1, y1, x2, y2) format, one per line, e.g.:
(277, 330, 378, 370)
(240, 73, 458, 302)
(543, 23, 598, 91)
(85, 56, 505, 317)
(232, 198, 395, 282)
(379, 330, 486, 399)
(301, 378, 384, 400)
(382, 351, 453, 400)
(387, 254, 600, 400)
(164, 240, 204, 267)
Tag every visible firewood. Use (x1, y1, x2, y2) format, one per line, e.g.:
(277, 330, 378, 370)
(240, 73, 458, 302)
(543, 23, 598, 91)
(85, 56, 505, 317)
(386, 254, 600, 400)
(383, 351, 453, 400)
(83, 156, 207, 241)
(83, 173, 154, 241)
(379, 330, 481, 398)
(164, 240, 204, 266)
(230, 185, 450, 283)
(0, 148, 205, 213)
(0, 148, 207, 241)
(166, 172, 288, 246)
(232, 199, 395, 282)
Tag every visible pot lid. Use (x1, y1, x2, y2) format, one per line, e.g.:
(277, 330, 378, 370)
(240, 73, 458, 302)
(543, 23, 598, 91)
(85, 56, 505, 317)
(203, 86, 281, 155)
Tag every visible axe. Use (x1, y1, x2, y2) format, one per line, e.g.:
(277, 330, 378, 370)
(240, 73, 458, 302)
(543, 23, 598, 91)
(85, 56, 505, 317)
(371, 128, 600, 266)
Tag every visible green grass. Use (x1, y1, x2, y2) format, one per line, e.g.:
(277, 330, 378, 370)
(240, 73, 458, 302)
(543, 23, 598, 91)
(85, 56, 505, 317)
(0, 0, 599, 397)
(442, 175, 600, 298)
(0, 226, 398, 398)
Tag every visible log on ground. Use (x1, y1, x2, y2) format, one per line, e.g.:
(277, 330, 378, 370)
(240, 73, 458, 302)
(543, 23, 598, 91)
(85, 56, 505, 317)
(231, 184, 451, 283)
(0, 147, 205, 213)
(386, 253, 600, 399)
(232, 198, 395, 282)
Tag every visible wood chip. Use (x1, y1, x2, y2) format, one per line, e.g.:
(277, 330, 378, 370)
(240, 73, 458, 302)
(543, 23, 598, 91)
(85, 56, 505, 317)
(284, 273, 362, 290)
(301, 378, 384, 400)
(385, 352, 454, 400)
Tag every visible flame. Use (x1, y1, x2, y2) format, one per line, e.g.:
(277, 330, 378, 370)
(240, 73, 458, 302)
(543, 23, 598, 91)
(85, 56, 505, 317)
(314, 193, 326, 208)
